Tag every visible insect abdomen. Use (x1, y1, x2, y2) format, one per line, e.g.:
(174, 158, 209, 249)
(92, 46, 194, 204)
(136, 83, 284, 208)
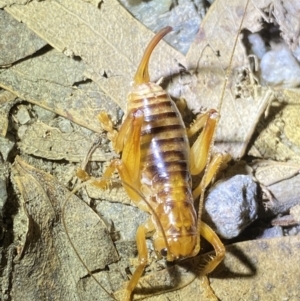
(129, 82, 191, 195)
(128, 82, 197, 256)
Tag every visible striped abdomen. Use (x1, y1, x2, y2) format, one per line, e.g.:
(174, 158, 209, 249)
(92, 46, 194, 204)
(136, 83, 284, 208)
(127, 82, 198, 260)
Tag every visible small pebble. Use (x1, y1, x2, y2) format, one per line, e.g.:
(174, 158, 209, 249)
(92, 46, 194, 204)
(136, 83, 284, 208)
(285, 225, 300, 236)
(258, 226, 283, 239)
(16, 105, 31, 125)
(290, 204, 300, 223)
(260, 43, 300, 87)
(58, 119, 73, 133)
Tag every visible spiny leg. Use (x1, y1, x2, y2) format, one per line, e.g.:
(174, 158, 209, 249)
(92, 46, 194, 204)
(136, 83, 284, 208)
(198, 222, 225, 300)
(192, 153, 231, 200)
(188, 109, 218, 176)
(76, 111, 121, 182)
(77, 109, 152, 301)
(91, 158, 142, 202)
(200, 222, 225, 275)
(124, 219, 155, 301)
(98, 111, 119, 149)
(77, 108, 140, 180)
(188, 110, 227, 298)
(199, 276, 219, 301)
(78, 110, 144, 202)
(100, 109, 144, 154)
(188, 109, 230, 199)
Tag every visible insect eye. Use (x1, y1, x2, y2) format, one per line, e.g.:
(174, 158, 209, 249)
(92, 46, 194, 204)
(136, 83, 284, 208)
(160, 248, 168, 257)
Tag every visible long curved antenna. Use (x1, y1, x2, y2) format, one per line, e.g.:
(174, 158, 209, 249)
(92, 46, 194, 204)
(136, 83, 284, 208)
(134, 26, 172, 84)
(196, 0, 251, 237)
(62, 179, 119, 301)
(120, 180, 172, 260)
(62, 176, 172, 299)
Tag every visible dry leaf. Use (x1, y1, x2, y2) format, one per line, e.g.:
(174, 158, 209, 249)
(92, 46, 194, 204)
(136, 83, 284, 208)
(11, 156, 119, 301)
(249, 89, 300, 163)
(252, 159, 300, 216)
(4, 0, 185, 109)
(2, 0, 299, 160)
(0, 9, 46, 66)
(18, 121, 116, 162)
(169, 0, 275, 158)
(0, 0, 27, 7)
(1, 0, 300, 160)
(273, 0, 300, 52)
(0, 45, 120, 133)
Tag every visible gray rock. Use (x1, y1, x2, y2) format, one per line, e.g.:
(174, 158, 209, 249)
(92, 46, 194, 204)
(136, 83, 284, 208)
(203, 175, 258, 239)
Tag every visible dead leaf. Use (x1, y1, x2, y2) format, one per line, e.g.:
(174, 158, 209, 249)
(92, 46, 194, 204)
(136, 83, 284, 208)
(273, 0, 300, 52)
(0, 46, 120, 133)
(18, 121, 116, 162)
(249, 89, 300, 163)
(0, 0, 27, 8)
(168, 0, 276, 159)
(1, 0, 300, 161)
(252, 160, 300, 187)
(4, 0, 185, 109)
(2, 0, 299, 161)
(0, 9, 46, 66)
(11, 156, 119, 301)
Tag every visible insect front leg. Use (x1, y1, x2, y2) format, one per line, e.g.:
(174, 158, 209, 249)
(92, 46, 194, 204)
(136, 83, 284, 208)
(78, 109, 152, 300)
(77, 109, 144, 201)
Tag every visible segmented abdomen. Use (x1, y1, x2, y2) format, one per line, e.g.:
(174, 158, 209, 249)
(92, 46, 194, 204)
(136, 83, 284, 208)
(128, 81, 197, 247)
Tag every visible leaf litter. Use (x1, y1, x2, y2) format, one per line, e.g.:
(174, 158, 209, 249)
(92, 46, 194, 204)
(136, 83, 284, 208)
(11, 156, 120, 301)
(1, 0, 300, 300)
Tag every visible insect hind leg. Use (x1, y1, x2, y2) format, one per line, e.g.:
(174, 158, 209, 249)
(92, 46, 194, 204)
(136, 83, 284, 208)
(199, 222, 225, 276)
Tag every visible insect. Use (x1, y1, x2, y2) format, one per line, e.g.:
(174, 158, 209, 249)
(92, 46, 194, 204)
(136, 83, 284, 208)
(76, 26, 229, 300)
(71, 0, 255, 299)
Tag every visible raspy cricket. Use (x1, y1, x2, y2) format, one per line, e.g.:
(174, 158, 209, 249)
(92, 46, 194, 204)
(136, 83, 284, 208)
(68, 0, 257, 300)
(75, 26, 229, 300)
(4, 0, 300, 300)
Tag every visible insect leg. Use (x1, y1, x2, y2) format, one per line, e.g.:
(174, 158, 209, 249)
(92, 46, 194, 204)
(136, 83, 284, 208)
(78, 109, 144, 202)
(199, 221, 225, 276)
(98, 158, 142, 202)
(192, 153, 225, 200)
(98, 110, 143, 155)
(188, 110, 231, 199)
(188, 109, 218, 175)
(188, 110, 226, 284)
(119, 110, 143, 186)
(124, 219, 155, 301)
